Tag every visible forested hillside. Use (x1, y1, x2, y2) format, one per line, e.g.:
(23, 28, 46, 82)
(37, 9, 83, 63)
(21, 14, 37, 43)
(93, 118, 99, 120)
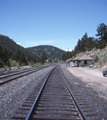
(1, 23, 107, 68)
(26, 45, 66, 61)
(0, 35, 66, 68)
(62, 23, 107, 61)
(0, 34, 36, 67)
(74, 23, 107, 54)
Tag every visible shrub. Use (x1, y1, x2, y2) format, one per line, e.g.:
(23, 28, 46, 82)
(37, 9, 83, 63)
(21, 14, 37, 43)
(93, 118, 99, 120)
(9, 59, 20, 67)
(94, 55, 99, 63)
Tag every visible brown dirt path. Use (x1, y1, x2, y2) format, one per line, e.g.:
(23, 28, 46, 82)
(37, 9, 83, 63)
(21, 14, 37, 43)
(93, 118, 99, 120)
(66, 66, 107, 100)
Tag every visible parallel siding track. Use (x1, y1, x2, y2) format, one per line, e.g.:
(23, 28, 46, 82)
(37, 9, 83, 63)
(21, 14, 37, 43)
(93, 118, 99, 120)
(12, 66, 99, 120)
(0, 65, 51, 85)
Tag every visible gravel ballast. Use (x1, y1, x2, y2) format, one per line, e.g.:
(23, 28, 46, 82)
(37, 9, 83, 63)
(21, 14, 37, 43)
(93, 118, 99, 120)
(61, 65, 107, 120)
(0, 66, 54, 120)
(1, 64, 107, 120)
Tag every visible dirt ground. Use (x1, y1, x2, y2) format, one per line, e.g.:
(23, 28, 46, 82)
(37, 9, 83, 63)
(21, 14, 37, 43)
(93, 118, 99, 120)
(61, 65, 107, 119)
(66, 66, 107, 101)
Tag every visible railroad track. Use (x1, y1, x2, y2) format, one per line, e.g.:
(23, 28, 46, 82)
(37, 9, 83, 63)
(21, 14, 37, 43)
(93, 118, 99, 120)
(0, 68, 34, 78)
(0, 65, 52, 85)
(12, 66, 99, 120)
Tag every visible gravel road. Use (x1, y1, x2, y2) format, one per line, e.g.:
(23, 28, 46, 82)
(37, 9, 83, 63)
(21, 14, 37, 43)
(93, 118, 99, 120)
(61, 64, 107, 120)
(0, 66, 53, 120)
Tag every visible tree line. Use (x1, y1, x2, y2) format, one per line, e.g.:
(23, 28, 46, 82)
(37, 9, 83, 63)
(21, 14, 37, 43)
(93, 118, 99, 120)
(26, 45, 66, 61)
(0, 44, 47, 68)
(62, 23, 107, 61)
(0, 44, 9, 67)
(0, 35, 47, 68)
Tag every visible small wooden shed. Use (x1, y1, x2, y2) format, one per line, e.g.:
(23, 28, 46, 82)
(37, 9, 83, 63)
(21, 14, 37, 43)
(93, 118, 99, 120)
(73, 54, 94, 67)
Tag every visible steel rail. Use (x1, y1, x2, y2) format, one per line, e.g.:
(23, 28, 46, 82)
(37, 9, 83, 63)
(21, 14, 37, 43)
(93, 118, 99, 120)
(25, 67, 56, 120)
(0, 64, 53, 85)
(60, 69, 89, 120)
(0, 69, 37, 85)
(0, 68, 45, 85)
(0, 65, 53, 85)
(0, 68, 34, 79)
(0, 64, 52, 79)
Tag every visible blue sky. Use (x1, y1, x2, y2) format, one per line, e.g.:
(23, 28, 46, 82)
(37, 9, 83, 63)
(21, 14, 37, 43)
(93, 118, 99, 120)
(0, 0, 107, 51)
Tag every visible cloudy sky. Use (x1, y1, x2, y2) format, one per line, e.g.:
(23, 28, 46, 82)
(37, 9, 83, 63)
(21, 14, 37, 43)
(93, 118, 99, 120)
(0, 0, 107, 51)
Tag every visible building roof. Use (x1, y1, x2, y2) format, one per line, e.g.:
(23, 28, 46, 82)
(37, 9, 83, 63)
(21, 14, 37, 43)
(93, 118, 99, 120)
(73, 56, 80, 60)
(73, 54, 94, 61)
(66, 59, 74, 63)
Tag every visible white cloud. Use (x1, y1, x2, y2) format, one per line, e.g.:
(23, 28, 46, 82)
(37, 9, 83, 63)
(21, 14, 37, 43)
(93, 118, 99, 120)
(17, 43, 21, 46)
(66, 48, 72, 52)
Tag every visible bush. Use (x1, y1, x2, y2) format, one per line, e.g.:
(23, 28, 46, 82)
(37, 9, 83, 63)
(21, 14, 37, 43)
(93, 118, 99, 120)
(9, 59, 20, 67)
(94, 55, 99, 63)
(104, 55, 107, 60)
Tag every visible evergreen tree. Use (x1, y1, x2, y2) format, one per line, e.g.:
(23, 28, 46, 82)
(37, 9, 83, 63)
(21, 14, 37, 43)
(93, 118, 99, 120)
(3, 48, 10, 66)
(77, 39, 81, 52)
(16, 47, 21, 65)
(16, 48, 29, 65)
(36, 56, 40, 63)
(0, 34, 37, 64)
(0, 44, 4, 62)
(0, 44, 10, 67)
(21, 53, 28, 65)
(0, 58, 4, 68)
(96, 23, 107, 49)
(40, 52, 47, 64)
(81, 33, 88, 51)
(62, 53, 66, 61)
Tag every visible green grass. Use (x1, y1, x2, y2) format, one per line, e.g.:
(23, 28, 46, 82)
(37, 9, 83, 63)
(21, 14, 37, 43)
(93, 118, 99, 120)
(44, 62, 56, 65)
(30, 62, 42, 67)
(30, 62, 56, 67)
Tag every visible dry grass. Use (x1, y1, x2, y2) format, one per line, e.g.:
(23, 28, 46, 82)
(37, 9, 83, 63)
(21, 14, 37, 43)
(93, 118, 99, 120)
(72, 46, 107, 70)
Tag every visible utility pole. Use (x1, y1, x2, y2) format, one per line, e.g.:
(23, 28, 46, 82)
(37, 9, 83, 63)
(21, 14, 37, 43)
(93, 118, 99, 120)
(68, 48, 69, 61)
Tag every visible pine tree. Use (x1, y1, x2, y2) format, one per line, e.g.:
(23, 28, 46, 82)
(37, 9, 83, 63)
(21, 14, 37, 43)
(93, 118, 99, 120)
(21, 53, 28, 65)
(3, 48, 10, 66)
(81, 33, 88, 51)
(96, 23, 107, 49)
(0, 58, 4, 68)
(16, 47, 23, 65)
(62, 53, 66, 61)
(0, 44, 4, 62)
(40, 52, 47, 64)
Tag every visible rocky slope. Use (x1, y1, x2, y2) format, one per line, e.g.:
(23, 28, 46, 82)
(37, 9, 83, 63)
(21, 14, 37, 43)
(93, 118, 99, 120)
(74, 46, 107, 70)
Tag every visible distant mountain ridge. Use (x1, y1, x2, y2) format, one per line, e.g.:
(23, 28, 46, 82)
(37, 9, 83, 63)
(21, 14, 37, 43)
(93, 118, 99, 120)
(26, 45, 66, 61)
(0, 34, 36, 63)
(0, 35, 27, 54)
(0, 34, 66, 63)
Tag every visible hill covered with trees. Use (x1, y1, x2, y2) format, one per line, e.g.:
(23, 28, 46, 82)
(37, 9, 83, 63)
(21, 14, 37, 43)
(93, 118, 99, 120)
(0, 35, 66, 68)
(0, 34, 37, 67)
(62, 23, 107, 61)
(26, 45, 66, 62)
